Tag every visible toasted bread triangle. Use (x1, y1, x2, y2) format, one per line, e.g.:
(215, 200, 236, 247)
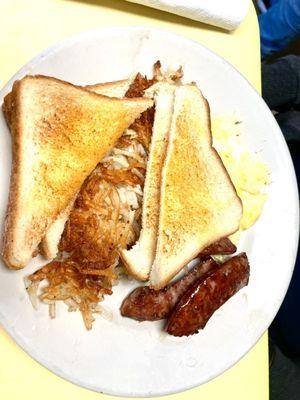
(85, 78, 133, 97)
(40, 78, 133, 259)
(120, 82, 176, 280)
(2, 75, 152, 269)
(150, 85, 242, 289)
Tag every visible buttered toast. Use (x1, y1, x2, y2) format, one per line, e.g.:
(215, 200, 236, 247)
(2, 75, 152, 269)
(150, 85, 242, 289)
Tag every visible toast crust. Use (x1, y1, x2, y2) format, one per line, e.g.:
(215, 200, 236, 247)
(85, 78, 133, 97)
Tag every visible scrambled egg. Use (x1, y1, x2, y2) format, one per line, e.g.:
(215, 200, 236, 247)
(211, 115, 270, 239)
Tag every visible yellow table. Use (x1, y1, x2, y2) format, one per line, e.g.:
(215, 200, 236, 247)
(0, 1, 268, 399)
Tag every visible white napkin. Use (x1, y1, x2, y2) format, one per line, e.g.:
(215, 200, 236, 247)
(125, 0, 250, 31)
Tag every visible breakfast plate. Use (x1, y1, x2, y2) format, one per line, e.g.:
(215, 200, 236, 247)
(0, 27, 298, 397)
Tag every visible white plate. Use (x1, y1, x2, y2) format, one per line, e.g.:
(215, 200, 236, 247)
(0, 27, 298, 397)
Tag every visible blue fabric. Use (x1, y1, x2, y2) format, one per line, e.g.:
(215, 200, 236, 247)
(259, 0, 300, 57)
(270, 0, 281, 6)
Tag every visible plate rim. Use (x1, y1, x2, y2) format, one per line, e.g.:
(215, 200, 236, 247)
(0, 26, 299, 397)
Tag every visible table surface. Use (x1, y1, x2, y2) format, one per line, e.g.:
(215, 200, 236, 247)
(0, 1, 268, 399)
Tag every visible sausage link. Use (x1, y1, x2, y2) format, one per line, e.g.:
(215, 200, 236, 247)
(165, 253, 250, 337)
(120, 258, 218, 321)
(199, 237, 236, 257)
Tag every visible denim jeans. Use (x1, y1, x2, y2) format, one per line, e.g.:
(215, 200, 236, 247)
(259, 0, 300, 58)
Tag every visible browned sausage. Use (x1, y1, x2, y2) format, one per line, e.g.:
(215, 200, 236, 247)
(199, 237, 236, 257)
(120, 258, 218, 321)
(165, 253, 250, 337)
